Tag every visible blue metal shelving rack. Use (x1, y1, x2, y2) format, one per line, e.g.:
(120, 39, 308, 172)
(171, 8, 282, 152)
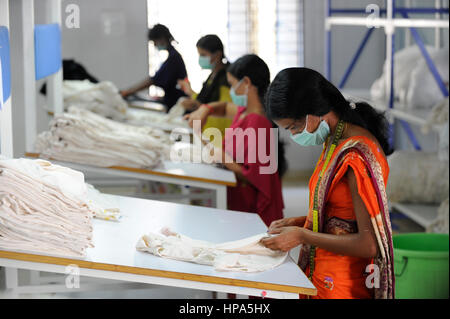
(325, 0, 449, 151)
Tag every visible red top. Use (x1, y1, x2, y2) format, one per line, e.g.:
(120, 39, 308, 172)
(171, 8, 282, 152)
(223, 107, 284, 226)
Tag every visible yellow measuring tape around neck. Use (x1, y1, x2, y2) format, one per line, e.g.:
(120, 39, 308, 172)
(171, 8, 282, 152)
(308, 120, 345, 280)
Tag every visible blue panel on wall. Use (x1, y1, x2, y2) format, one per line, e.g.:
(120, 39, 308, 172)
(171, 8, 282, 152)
(0, 26, 11, 105)
(34, 23, 62, 80)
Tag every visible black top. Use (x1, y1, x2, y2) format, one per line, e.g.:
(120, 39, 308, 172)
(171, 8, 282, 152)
(151, 45, 187, 110)
(196, 65, 230, 104)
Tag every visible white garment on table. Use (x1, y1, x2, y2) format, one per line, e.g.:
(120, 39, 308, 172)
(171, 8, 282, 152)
(35, 107, 172, 169)
(136, 227, 287, 272)
(0, 158, 94, 257)
(62, 80, 128, 121)
(86, 184, 121, 222)
(0, 158, 122, 257)
(125, 99, 189, 129)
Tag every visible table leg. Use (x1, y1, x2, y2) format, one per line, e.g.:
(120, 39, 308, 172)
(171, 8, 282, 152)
(216, 186, 227, 210)
(5, 267, 18, 298)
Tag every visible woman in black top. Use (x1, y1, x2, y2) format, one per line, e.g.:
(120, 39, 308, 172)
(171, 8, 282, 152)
(121, 24, 187, 111)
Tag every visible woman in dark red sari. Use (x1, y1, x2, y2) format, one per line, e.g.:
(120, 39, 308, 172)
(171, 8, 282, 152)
(185, 54, 286, 226)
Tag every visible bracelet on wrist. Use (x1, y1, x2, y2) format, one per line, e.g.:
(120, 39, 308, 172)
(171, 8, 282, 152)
(201, 104, 213, 114)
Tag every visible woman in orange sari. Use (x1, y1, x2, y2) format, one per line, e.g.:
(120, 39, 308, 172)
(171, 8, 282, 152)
(261, 68, 395, 299)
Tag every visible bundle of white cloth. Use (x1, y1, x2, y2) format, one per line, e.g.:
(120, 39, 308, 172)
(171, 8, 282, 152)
(62, 80, 128, 121)
(0, 157, 95, 257)
(136, 227, 287, 273)
(125, 99, 189, 130)
(85, 184, 121, 222)
(35, 107, 172, 169)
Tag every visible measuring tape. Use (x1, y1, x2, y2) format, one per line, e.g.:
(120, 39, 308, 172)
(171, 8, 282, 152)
(308, 120, 345, 281)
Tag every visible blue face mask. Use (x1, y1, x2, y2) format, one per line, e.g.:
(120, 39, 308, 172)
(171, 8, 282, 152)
(199, 55, 214, 69)
(230, 79, 248, 107)
(156, 45, 167, 51)
(290, 116, 330, 146)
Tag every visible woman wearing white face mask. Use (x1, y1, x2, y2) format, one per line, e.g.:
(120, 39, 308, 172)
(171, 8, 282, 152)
(261, 67, 395, 299)
(177, 35, 232, 147)
(120, 24, 187, 111)
(184, 54, 287, 228)
(178, 35, 231, 111)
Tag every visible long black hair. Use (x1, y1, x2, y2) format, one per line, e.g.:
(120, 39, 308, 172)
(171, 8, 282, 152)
(228, 54, 270, 102)
(148, 24, 175, 43)
(265, 67, 393, 156)
(228, 54, 288, 177)
(196, 34, 227, 62)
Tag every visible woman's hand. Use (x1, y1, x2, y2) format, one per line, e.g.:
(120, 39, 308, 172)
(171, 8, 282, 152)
(120, 90, 131, 98)
(260, 226, 304, 252)
(183, 105, 210, 128)
(180, 98, 199, 111)
(268, 216, 306, 233)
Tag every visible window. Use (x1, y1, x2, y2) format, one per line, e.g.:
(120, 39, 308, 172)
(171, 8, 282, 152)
(146, 0, 229, 94)
(275, 0, 304, 71)
(146, 0, 304, 95)
(227, 0, 304, 79)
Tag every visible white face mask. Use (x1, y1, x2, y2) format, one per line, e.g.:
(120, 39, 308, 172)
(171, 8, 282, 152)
(230, 79, 248, 107)
(290, 116, 331, 146)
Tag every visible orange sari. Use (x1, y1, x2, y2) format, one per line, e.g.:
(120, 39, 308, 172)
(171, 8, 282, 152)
(299, 136, 395, 299)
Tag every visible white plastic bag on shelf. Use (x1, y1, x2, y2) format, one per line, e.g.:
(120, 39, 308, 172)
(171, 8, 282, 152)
(370, 46, 438, 104)
(407, 49, 449, 110)
(387, 151, 449, 204)
(439, 121, 449, 162)
(421, 98, 449, 161)
(428, 198, 449, 234)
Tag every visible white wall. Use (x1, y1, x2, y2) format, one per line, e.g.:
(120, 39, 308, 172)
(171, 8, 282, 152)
(8, 0, 149, 157)
(56, 0, 148, 88)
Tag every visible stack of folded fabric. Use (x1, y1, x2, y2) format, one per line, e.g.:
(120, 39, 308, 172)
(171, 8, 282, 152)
(35, 107, 172, 169)
(126, 100, 189, 129)
(63, 80, 128, 121)
(0, 157, 95, 257)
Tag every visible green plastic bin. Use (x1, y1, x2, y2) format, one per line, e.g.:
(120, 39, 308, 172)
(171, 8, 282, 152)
(393, 233, 449, 299)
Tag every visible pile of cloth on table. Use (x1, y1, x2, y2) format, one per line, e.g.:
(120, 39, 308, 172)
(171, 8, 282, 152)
(0, 157, 97, 257)
(35, 107, 172, 169)
(125, 98, 190, 130)
(56, 80, 189, 131)
(60, 80, 128, 121)
(136, 227, 287, 272)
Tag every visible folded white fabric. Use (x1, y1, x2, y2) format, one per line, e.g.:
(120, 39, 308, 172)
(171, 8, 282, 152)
(63, 80, 128, 121)
(36, 107, 172, 168)
(86, 184, 121, 222)
(125, 101, 189, 129)
(136, 227, 287, 272)
(0, 158, 95, 257)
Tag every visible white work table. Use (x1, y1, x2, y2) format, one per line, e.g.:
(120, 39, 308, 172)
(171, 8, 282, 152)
(0, 195, 316, 298)
(25, 153, 237, 209)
